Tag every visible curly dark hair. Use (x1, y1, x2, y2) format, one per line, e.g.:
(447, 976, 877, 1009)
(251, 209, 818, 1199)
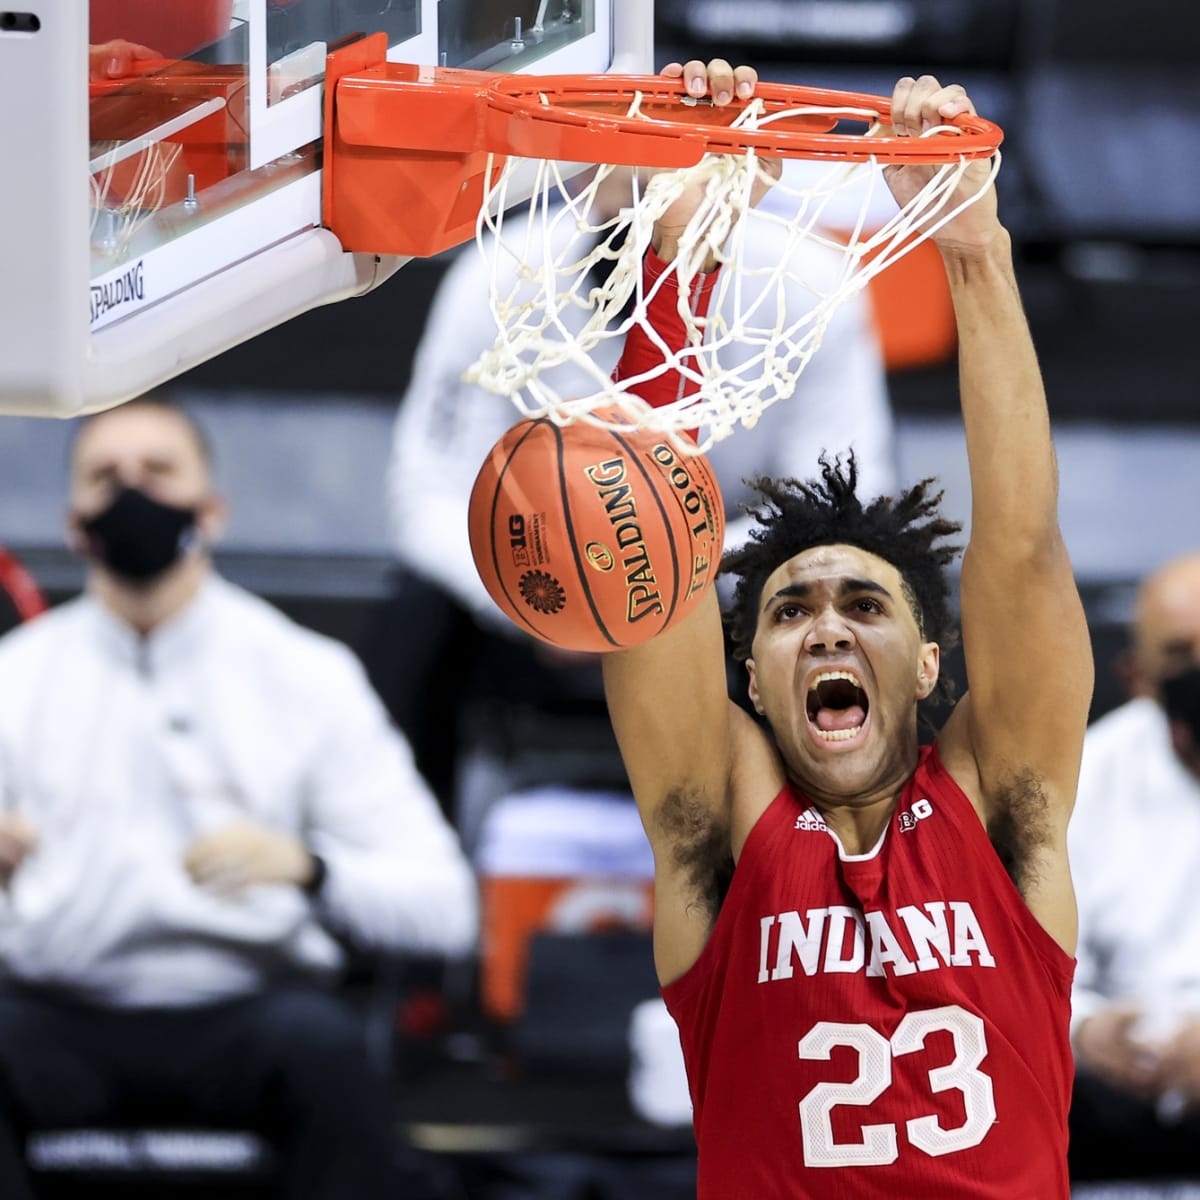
(721, 453, 963, 707)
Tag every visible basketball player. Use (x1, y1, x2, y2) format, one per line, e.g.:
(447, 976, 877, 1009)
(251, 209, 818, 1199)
(602, 61, 1094, 1196)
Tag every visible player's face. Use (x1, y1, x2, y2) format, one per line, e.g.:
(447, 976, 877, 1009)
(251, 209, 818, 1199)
(746, 544, 939, 803)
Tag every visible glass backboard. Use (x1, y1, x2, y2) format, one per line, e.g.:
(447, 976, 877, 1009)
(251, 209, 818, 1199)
(0, 0, 651, 417)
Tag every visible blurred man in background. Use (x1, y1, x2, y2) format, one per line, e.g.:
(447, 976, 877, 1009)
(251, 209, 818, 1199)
(0, 398, 477, 1199)
(1069, 552, 1200, 1181)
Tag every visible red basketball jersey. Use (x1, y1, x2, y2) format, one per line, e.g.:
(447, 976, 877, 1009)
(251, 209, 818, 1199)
(662, 743, 1074, 1199)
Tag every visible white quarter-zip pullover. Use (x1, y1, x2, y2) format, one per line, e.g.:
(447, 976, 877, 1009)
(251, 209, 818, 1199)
(0, 576, 477, 1007)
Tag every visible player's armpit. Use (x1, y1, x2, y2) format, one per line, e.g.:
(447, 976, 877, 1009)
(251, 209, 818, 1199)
(648, 783, 734, 985)
(938, 695, 1079, 956)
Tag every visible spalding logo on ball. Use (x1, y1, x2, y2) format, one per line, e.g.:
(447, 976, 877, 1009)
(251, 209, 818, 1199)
(468, 409, 724, 653)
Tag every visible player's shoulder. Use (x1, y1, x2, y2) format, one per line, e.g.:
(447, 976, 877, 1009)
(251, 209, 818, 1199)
(913, 740, 975, 806)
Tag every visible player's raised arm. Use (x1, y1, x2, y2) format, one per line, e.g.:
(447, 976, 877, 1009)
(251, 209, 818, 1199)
(895, 78, 1093, 946)
(602, 58, 779, 985)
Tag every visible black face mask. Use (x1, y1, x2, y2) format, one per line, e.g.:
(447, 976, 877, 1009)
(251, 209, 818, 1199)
(80, 487, 199, 583)
(1162, 664, 1200, 749)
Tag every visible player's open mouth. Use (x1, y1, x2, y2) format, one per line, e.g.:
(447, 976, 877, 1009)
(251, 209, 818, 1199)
(805, 670, 869, 744)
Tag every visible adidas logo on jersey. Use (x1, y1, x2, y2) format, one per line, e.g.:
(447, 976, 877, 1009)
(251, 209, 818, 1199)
(793, 808, 829, 833)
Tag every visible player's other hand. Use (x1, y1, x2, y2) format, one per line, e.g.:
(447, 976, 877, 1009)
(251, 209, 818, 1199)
(661, 58, 758, 108)
(89, 39, 160, 82)
(883, 75, 1002, 259)
(1074, 1005, 1162, 1098)
(0, 814, 38, 889)
(660, 58, 781, 202)
(653, 59, 781, 268)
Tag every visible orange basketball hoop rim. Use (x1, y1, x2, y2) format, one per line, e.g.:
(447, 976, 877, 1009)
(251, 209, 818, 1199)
(321, 33, 1004, 259)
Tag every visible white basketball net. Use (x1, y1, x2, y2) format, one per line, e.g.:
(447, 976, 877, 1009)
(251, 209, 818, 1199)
(466, 93, 1000, 454)
(89, 137, 183, 259)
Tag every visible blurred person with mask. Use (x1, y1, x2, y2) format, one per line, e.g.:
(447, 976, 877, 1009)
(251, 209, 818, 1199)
(1068, 552, 1200, 1182)
(0, 398, 477, 1200)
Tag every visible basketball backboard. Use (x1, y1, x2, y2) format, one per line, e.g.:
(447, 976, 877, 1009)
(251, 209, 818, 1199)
(0, 1, 651, 417)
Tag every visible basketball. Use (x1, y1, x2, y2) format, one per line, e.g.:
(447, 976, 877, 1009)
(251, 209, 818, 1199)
(468, 410, 725, 652)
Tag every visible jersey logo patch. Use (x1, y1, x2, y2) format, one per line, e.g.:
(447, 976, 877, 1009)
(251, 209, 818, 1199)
(793, 808, 829, 833)
(898, 797, 934, 832)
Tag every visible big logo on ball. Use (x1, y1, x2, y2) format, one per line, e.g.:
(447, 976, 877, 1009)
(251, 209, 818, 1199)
(468, 409, 725, 652)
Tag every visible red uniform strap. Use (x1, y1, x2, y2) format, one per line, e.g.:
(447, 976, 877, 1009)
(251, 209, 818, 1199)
(611, 249, 719, 418)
